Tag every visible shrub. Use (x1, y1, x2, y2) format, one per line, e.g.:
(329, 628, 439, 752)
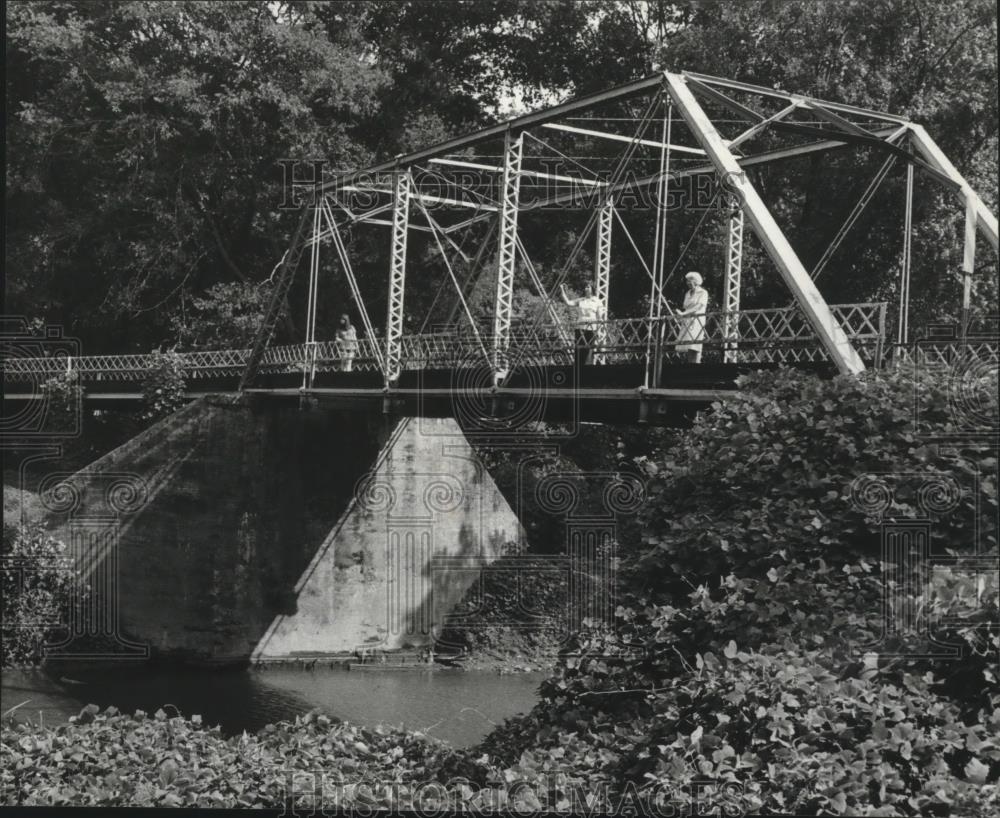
(631, 365, 997, 590)
(39, 370, 83, 434)
(1, 524, 77, 667)
(140, 349, 186, 421)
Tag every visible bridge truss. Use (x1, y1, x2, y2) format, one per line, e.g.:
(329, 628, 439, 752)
(5, 71, 997, 403)
(232, 70, 996, 393)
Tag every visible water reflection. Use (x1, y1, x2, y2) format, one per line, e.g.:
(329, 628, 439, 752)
(1, 663, 544, 747)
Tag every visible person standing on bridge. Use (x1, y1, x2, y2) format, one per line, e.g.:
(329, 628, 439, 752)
(674, 272, 709, 364)
(336, 314, 358, 372)
(560, 282, 605, 368)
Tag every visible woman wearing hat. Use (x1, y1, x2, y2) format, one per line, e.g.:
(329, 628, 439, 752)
(675, 272, 709, 363)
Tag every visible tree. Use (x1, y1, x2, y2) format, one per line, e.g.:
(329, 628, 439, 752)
(5, 0, 386, 352)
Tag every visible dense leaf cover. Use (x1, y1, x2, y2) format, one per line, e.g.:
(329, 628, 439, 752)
(1, 525, 78, 667)
(140, 349, 187, 420)
(6, 1, 997, 352)
(3, 366, 997, 812)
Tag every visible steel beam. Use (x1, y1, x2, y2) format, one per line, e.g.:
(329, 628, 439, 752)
(664, 71, 866, 375)
(492, 132, 523, 382)
(385, 170, 412, 384)
(906, 124, 999, 254)
(238, 203, 314, 390)
(541, 122, 705, 155)
(722, 200, 744, 363)
(682, 71, 912, 125)
(898, 163, 914, 345)
(302, 203, 322, 389)
(963, 195, 977, 335)
(429, 157, 603, 185)
(524, 126, 902, 211)
(321, 73, 666, 192)
(320, 201, 386, 374)
(595, 198, 613, 314)
(594, 198, 614, 364)
(727, 102, 801, 150)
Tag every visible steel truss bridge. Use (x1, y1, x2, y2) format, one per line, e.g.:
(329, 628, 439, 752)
(4, 71, 997, 424)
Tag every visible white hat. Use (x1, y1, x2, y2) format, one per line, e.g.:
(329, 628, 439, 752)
(685, 271, 703, 286)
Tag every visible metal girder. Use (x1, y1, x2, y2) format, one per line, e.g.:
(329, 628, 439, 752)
(443, 218, 498, 327)
(686, 78, 765, 124)
(343, 186, 497, 212)
(524, 126, 902, 211)
(319, 200, 386, 374)
(682, 71, 913, 125)
(810, 153, 897, 283)
(429, 156, 604, 186)
(898, 163, 914, 345)
(411, 196, 492, 368)
(541, 122, 705, 155)
(321, 73, 666, 192)
(803, 102, 878, 139)
(769, 122, 960, 192)
(513, 236, 572, 348)
(723, 201, 744, 364)
(385, 170, 412, 384)
(727, 102, 801, 150)
(906, 123, 999, 254)
(963, 196, 977, 335)
(595, 198, 613, 317)
(238, 202, 314, 390)
(664, 71, 866, 375)
(593, 198, 614, 365)
(491, 131, 523, 382)
(302, 203, 322, 388)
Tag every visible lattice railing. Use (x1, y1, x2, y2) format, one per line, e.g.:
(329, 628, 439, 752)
(2, 303, 888, 383)
(890, 341, 999, 368)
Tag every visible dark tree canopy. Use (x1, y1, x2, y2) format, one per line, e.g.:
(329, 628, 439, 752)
(5, 0, 997, 352)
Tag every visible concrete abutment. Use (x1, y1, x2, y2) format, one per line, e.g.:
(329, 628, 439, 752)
(38, 395, 521, 664)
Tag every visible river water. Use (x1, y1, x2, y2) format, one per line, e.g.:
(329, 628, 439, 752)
(1, 663, 546, 748)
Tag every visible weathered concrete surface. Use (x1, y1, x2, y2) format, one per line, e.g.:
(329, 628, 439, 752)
(37, 396, 520, 664)
(253, 416, 521, 658)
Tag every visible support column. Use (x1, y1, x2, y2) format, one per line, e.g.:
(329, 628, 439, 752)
(594, 198, 613, 364)
(962, 195, 977, 337)
(302, 203, 322, 389)
(722, 199, 744, 363)
(898, 163, 914, 346)
(664, 72, 866, 375)
(492, 131, 523, 383)
(907, 124, 998, 255)
(386, 170, 412, 385)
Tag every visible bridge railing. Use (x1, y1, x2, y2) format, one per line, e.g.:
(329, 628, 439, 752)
(2, 302, 888, 383)
(495, 302, 888, 368)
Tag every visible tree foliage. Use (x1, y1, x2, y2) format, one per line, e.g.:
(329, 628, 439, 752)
(6, 0, 995, 352)
(1, 524, 77, 667)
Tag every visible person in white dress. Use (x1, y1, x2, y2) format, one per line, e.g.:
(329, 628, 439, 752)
(560, 283, 606, 367)
(335, 314, 359, 372)
(675, 272, 709, 363)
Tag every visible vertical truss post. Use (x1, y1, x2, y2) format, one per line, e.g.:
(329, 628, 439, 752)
(594, 198, 613, 364)
(722, 199, 744, 363)
(664, 72, 866, 375)
(898, 163, 914, 346)
(385, 170, 412, 385)
(238, 203, 314, 391)
(962, 195, 977, 338)
(647, 97, 672, 389)
(302, 203, 322, 390)
(907, 124, 998, 255)
(492, 131, 523, 383)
